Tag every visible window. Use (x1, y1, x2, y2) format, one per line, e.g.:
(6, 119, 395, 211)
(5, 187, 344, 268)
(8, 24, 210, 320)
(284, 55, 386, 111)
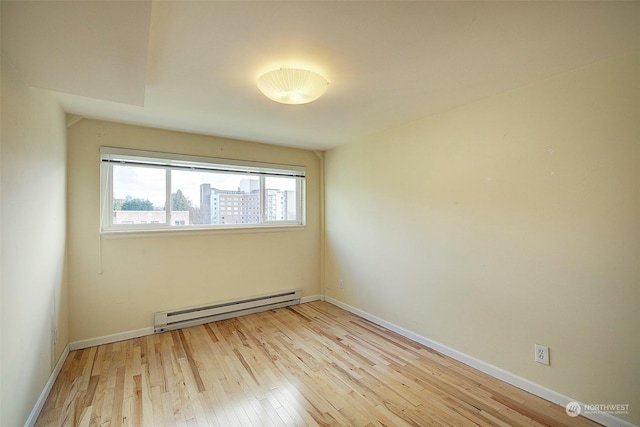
(101, 147, 305, 233)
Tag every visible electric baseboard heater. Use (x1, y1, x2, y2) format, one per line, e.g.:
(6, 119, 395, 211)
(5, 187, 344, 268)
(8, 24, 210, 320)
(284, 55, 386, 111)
(154, 288, 302, 333)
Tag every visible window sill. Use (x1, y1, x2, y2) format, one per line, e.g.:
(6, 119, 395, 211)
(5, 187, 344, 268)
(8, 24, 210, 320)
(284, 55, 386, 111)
(100, 224, 305, 239)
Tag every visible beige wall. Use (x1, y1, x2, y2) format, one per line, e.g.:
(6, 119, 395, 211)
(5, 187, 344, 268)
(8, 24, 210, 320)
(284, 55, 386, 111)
(1, 61, 68, 426)
(67, 120, 321, 342)
(324, 51, 639, 424)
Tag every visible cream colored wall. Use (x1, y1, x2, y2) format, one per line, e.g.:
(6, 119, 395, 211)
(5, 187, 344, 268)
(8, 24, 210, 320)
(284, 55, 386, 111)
(67, 120, 321, 342)
(324, 51, 639, 424)
(1, 61, 68, 426)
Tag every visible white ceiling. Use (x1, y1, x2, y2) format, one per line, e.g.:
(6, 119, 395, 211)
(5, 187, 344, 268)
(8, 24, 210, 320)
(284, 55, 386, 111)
(2, 1, 638, 151)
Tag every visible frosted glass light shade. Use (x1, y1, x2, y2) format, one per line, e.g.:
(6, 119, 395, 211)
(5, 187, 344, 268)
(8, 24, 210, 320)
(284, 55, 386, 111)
(257, 68, 328, 104)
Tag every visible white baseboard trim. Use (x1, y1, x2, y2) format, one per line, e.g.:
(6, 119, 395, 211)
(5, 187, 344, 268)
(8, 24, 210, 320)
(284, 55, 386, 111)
(25, 344, 70, 427)
(301, 294, 324, 303)
(69, 327, 154, 351)
(324, 296, 636, 427)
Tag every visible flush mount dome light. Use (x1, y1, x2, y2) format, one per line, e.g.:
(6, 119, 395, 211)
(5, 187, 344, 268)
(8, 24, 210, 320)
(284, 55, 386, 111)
(257, 68, 329, 104)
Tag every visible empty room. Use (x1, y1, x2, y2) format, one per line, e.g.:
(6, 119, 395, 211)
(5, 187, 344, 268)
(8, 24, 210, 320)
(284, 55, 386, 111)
(1, 1, 638, 426)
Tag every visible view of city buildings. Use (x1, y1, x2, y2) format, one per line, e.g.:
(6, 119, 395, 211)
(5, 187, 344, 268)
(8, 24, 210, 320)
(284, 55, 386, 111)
(111, 179, 296, 226)
(200, 180, 296, 225)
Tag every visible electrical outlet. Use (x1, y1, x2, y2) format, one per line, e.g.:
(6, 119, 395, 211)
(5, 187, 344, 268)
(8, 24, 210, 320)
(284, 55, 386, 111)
(535, 344, 550, 365)
(338, 280, 344, 289)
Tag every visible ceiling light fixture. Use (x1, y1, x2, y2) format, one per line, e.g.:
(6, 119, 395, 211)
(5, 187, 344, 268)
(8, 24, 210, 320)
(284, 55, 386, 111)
(257, 68, 329, 105)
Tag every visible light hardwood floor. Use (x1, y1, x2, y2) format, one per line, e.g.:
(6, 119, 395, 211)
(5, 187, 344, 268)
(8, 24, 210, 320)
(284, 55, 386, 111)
(36, 301, 600, 426)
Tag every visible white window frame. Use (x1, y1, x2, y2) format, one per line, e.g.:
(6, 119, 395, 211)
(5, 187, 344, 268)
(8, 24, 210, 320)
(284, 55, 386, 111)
(100, 147, 306, 234)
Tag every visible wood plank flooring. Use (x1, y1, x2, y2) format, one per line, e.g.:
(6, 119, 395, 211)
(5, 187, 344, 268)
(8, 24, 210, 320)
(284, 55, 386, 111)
(35, 301, 600, 426)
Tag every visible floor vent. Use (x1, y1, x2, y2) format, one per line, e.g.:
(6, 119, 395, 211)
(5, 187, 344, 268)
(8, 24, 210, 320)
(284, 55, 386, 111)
(154, 288, 302, 333)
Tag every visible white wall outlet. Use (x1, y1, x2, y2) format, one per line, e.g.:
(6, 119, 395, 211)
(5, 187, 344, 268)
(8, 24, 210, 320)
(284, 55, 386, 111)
(535, 344, 550, 365)
(338, 280, 344, 289)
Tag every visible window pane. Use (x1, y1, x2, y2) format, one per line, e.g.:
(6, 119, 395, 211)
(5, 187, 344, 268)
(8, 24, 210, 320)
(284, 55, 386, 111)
(172, 170, 260, 226)
(265, 176, 297, 222)
(112, 165, 166, 225)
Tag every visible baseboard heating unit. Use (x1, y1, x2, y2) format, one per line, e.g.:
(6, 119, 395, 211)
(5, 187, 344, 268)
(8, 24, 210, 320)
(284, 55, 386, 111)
(154, 288, 302, 333)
